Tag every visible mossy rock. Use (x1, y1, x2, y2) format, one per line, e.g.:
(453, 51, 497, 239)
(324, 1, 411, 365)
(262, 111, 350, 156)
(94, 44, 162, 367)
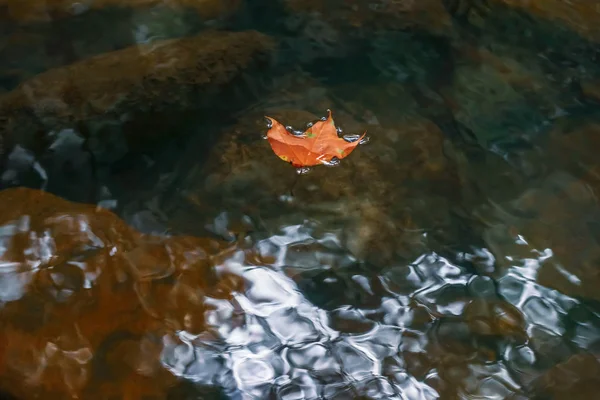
(0, 29, 275, 152)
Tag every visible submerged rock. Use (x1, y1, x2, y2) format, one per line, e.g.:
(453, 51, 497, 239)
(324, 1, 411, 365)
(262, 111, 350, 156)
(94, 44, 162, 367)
(527, 123, 600, 302)
(530, 353, 600, 400)
(496, 0, 600, 43)
(157, 72, 463, 266)
(284, 0, 452, 35)
(0, 0, 241, 23)
(0, 187, 230, 399)
(447, 57, 547, 149)
(477, 168, 600, 303)
(0, 0, 245, 91)
(0, 29, 275, 152)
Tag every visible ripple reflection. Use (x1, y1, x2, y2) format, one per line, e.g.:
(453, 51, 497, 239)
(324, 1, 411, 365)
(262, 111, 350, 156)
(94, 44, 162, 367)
(0, 188, 599, 399)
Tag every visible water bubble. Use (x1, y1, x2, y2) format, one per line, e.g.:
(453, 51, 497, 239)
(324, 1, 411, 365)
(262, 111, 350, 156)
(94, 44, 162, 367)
(262, 135, 268, 140)
(359, 136, 370, 145)
(336, 127, 343, 135)
(320, 116, 327, 121)
(342, 134, 363, 143)
(323, 157, 340, 167)
(279, 194, 294, 203)
(284, 126, 304, 136)
(307, 122, 314, 128)
(265, 118, 273, 129)
(296, 167, 311, 175)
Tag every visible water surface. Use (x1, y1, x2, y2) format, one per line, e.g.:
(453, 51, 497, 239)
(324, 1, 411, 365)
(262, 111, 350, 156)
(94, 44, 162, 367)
(1, 0, 600, 399)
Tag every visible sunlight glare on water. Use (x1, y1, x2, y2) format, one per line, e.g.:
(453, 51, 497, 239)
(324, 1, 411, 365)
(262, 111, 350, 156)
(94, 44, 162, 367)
(160, 222, 454, 399)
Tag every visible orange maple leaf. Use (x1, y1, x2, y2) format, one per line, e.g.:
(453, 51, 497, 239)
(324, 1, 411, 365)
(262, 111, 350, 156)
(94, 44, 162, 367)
(264, 110, 366, 168)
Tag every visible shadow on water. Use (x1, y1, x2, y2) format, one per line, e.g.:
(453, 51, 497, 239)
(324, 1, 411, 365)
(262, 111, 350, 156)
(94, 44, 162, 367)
(2, 0, 600, 399)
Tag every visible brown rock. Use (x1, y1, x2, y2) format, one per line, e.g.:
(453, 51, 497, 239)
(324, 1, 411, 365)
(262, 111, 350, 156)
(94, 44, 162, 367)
(0, 0, 244, 90)
(530, 353, 600, 400)
(0, 187, 230, 399)
(464, 298, 526, 340)
(545, 123, 600, 186)
(0, 0, 240, 23)
(480, 167, 600, 302)
(0, 29, 275, 149)
(581, 80, 600, 103)
(520, 123, 600, 301)
(162, 74, 461, 265)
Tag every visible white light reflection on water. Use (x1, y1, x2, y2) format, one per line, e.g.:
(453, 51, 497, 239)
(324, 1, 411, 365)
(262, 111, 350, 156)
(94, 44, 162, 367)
(158, 217, 600, 399)
(0, 216, 54, 302)
(159, 224, 478, 399)
(2, 204, 596, 399)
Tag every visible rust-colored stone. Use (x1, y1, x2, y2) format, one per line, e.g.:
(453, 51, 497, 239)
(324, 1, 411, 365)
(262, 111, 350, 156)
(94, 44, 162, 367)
(0, 29, 274, 149)
(0, 0, 241, 23)
(531, 353, 600, 400)
(0, 187, 229, 399)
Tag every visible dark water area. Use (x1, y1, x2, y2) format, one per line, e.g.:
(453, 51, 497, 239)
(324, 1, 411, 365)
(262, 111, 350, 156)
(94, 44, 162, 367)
(1, 0, 600, 399)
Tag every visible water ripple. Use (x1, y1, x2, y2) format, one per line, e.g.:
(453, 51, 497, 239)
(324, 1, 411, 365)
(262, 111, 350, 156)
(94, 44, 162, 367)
(1, 180, 599, 399)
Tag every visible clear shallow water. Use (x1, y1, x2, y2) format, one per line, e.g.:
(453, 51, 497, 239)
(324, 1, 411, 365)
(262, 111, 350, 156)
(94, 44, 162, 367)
(1, 0, 600, 399)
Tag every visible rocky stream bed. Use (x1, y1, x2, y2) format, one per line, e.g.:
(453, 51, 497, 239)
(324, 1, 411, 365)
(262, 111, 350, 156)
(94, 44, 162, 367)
(1, 0, 600, 399)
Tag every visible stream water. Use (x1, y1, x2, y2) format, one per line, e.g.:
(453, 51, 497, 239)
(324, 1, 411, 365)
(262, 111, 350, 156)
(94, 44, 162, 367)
(1, 0, 600, 399)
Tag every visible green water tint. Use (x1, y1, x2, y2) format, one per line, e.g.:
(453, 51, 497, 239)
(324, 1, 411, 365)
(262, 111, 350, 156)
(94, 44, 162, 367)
(1, 0, 600, 399)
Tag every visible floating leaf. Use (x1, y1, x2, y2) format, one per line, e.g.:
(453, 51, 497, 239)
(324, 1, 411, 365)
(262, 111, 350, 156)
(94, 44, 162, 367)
(264, 110, 366, 168)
